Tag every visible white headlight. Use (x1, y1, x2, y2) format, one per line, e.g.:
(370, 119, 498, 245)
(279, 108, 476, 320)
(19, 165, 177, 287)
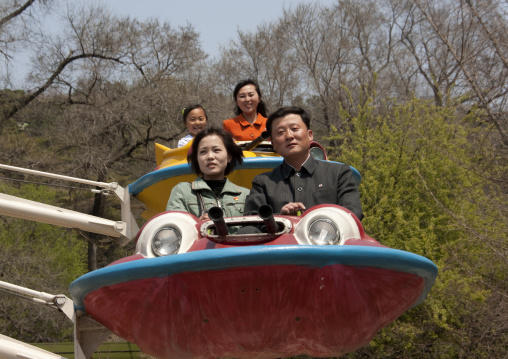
(152, 227, 181, 256)
(308, 219, 340, 245)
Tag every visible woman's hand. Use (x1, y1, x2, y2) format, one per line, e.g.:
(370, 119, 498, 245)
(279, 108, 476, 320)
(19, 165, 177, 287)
(280, 202, 306, 216)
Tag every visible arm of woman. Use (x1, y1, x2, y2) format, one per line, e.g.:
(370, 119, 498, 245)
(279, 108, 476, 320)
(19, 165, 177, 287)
(222, 120, 231, 135)
(166, 183, 190, 212)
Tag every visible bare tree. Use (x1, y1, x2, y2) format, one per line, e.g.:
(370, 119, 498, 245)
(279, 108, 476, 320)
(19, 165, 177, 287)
(1, 1, 210, 270)
(0, 1, 53, 85)
(393, 0, 464, 106)
(0, 1, 129, 126)
(279, 1, 396, 135)
(281, 2, 345, 132)
(411, 0, 508, 147)
(212, 19, 301, 115)
(51, 20, 207, 270)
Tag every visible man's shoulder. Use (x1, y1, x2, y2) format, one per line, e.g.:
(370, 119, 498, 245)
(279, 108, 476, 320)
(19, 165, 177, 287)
(314, 159, 350, 171)
(253, 165, 283, 181)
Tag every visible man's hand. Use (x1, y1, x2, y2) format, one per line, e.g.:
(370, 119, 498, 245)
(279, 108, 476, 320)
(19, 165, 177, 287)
(280, 202, 306, 215)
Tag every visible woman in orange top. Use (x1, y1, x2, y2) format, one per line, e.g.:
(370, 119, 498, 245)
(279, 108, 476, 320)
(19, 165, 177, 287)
(223, 79, 268, 141)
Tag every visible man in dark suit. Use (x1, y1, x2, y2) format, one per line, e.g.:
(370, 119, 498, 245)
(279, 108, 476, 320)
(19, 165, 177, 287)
(244, 106, 363, 221)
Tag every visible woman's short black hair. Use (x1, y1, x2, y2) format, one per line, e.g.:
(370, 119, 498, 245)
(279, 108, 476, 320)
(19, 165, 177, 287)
(233, 79, 268, 117)
(266, 106, 311, 137)
(188, 128, 244, 176)
(182, 104, 208, 125)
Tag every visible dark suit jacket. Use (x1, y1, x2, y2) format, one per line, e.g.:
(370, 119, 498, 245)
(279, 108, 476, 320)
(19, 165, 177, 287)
(244, 156, 364, 220)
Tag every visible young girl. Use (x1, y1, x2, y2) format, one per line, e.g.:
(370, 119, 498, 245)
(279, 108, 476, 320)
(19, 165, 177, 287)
(167, 128, 249, 221)
(177, 104, 208, 147)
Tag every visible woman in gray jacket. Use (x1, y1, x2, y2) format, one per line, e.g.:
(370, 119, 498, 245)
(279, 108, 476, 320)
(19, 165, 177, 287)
(166, 128, 249, 221)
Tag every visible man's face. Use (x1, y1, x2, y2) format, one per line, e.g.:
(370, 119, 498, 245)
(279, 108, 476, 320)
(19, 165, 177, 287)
(271, 114, 313, 163)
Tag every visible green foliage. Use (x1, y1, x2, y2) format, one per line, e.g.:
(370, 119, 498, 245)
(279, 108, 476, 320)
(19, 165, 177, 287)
(0, 183, 88, 282)
(328, 96, 507, 358)
(0, 183, 87, 341)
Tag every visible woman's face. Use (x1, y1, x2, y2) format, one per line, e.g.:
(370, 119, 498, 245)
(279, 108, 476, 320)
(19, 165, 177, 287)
(235, 84, 260, 116)
(197, 134, 231, 180)
(185, 108, 207, 137)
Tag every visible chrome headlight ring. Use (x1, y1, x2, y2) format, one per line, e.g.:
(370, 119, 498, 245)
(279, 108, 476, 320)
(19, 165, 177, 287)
(135, 212, 199, 257)
(308, 218, 340, 245)
(293, 206, 361, 246)
(152, 227, 182, 256)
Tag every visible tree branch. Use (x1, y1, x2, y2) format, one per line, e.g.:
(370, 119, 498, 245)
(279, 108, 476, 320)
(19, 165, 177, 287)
(3, 53, 124, 122)
(0, 0, 36, 29)
(414, 0, 508, 147)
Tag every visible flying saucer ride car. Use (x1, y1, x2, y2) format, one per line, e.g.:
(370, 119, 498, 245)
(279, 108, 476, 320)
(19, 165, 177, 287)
(0, 135, 437, 359)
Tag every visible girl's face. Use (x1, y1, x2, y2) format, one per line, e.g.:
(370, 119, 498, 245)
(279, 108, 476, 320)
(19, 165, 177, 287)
(185, 108, 207, 137)
(197, 134, 231, 180)
(235, 84, 260, 116)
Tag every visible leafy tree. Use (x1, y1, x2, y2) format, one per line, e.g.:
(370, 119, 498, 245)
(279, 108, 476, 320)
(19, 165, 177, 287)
(329, 95, 507, 358)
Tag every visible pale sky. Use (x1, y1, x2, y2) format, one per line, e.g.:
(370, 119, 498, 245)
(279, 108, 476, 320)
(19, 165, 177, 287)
(89, 0, 336, 59)
(8, 0, 336, 87)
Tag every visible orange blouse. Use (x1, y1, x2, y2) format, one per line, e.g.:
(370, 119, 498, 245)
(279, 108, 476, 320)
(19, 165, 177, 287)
(222, 113, 268, 141)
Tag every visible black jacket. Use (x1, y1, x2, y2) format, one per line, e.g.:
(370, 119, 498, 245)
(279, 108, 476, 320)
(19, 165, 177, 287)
(244, 156, 364, 220)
